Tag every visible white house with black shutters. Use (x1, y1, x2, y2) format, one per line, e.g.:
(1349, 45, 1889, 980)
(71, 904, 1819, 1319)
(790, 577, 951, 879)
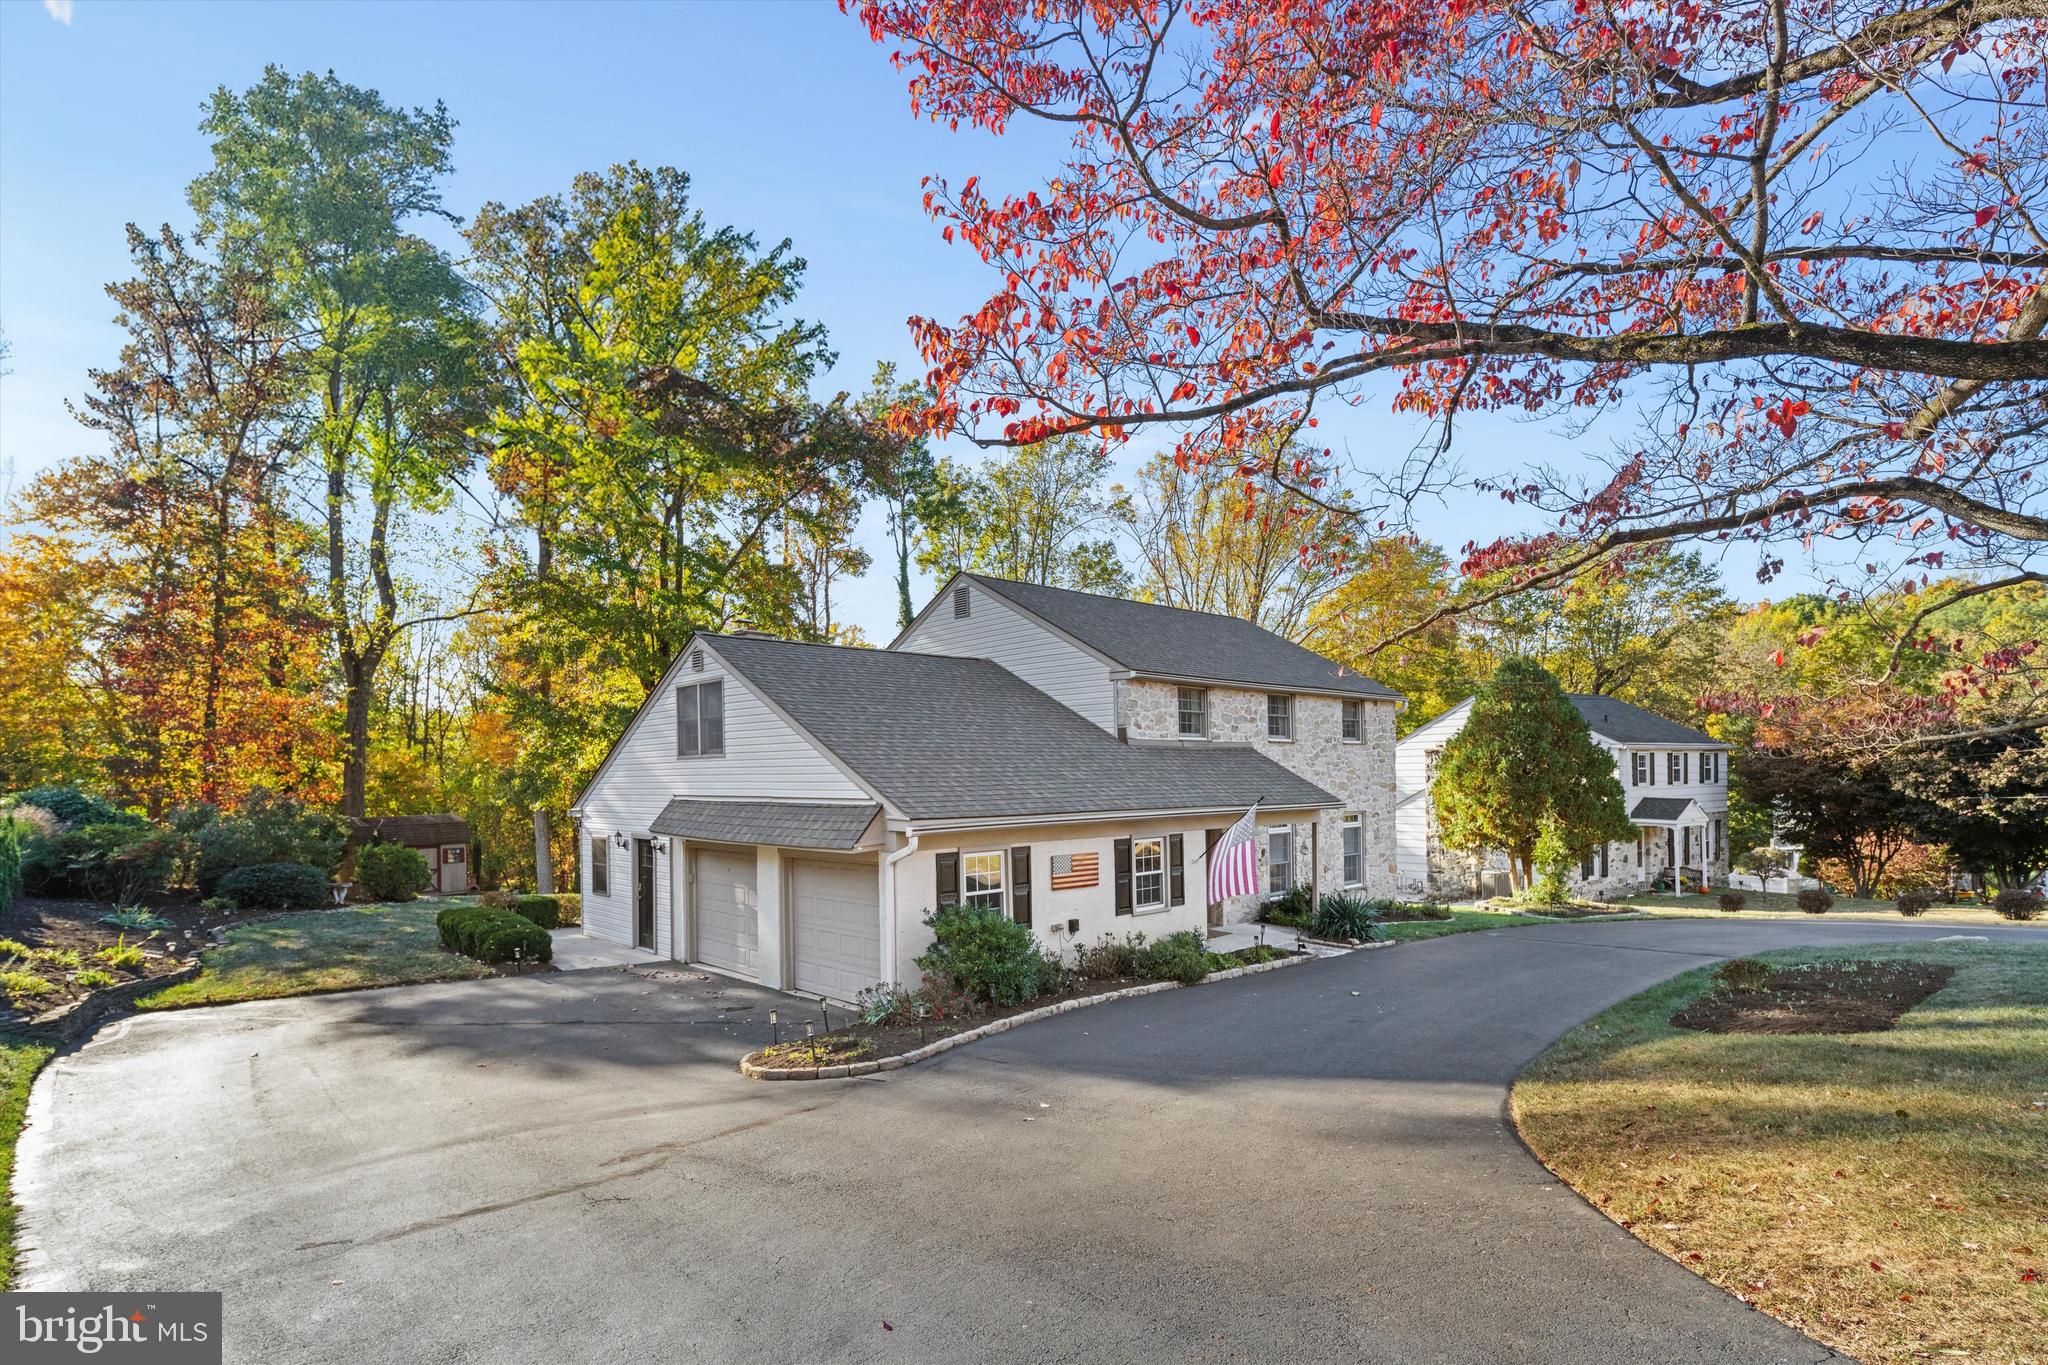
(1393, 692, 1731, 899)
(569, 573, 1402, 1002)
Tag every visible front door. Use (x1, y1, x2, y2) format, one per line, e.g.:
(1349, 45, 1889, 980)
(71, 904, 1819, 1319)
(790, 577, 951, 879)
(1204, 828, 1225, 927)
(634, 838, 655, 950)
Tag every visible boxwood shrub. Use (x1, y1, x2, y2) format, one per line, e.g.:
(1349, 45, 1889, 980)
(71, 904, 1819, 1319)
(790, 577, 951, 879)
(1134, 929, 1210, 983)
(512, 895, 561, 929)
(217, 862, 329, 910)
(916, 904, 1045, 1007)
(436, 905, 553, 963)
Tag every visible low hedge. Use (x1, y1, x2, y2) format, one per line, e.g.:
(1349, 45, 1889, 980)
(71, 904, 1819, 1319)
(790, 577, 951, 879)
(436, 905, 553, 964)
(217, 862, 329, 910)
(512, 895, 560, 929)
(553, 892, 581, 926)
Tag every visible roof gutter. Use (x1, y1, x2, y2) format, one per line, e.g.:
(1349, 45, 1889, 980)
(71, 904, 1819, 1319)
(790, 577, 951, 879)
(902, 801, 1340, 835)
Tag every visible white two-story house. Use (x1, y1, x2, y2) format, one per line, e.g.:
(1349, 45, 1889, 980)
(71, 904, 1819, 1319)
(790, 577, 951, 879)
(1393, 692, 1730, 900)
(569, 572, 1402, 1003)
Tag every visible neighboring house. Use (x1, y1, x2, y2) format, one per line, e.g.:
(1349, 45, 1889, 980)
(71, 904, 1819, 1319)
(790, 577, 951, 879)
(1394, 693, 1730, 899)
(351, 814, 473, 895)
(569, 572, 1402, 1002)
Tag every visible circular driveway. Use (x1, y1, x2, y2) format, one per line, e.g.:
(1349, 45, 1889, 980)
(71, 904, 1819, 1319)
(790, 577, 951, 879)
(19, 918, 2042, 1363)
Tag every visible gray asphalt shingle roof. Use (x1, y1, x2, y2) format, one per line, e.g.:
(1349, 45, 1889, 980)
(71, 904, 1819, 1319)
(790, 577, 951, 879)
(1630, 797, 1700, 823)
(706, 633, 1339, 822)
(1569, 695, 1723, 746)
(649, 798, 879, 850)
(961, 574, 1400, 700)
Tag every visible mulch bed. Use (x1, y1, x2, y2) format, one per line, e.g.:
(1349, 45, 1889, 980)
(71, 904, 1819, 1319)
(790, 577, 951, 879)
(1, 895, 237, 1022)
(1672, 960, 1957, 1035)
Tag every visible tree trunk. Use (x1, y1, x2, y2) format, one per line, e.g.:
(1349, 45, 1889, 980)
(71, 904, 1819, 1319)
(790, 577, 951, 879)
(339, 651, 373, 819)
(533, 807, 554, 894)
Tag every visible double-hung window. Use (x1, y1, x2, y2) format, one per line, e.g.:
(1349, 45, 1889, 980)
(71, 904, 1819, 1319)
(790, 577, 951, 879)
(1668, 751, 1685, 783)
(676, 680, 725, 757)
(1699, 751, 1719, 783)
(1341, 699, 1363, 742)
(1631, 752, 1651, 786)
(1177, 687, 1208, 739)
(1267, 828, 1293, 894)
(1341, 814, 1363, 886)
(1131, 838, 1165, 911)
(1266, 694, 1294, 741)
(962, 851, 1005, 912)
(589, 836, 609, 896)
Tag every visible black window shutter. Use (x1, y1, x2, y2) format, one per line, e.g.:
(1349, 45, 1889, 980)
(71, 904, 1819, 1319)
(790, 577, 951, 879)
(1113, 838, 1133, 914)
(1168, 833, 1185, 906)
(935, 851, 960, 909)
(1010, 846, 1032, 926)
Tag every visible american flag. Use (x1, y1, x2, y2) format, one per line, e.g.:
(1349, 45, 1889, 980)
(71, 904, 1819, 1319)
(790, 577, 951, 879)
(1207, 802, 1262, 903)
(1050, 852, 1099, 890)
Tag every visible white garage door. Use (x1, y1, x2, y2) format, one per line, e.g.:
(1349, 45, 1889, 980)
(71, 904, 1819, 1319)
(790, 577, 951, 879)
(790, 859, 880, 1002)
(692, 849, 759, 979)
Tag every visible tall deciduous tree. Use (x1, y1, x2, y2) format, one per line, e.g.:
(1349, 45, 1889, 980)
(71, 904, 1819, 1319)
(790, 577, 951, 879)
(188, 67, 485, 817)
(852, 0, 2048, 731)
(920, 436, 1128, 590)
(1121, 447, 1353, 639)
(1306, 537, 1473, 731)
(1433, 658, 1634, 889)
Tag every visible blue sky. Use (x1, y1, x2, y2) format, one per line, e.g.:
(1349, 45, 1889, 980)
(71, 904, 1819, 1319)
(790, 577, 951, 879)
(0, 0, 1792, 642)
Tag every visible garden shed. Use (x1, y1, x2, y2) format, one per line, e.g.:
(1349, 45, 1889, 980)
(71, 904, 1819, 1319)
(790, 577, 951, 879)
(352, 814, 473, 895)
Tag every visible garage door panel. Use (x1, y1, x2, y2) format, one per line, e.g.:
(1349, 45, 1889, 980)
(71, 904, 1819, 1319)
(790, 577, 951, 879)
(693, 849, 759, 978)
(791, 859, 879, 1002)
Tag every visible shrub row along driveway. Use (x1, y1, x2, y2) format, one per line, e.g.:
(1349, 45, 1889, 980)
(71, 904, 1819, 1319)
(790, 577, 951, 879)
(19, 919, 2047, 1363)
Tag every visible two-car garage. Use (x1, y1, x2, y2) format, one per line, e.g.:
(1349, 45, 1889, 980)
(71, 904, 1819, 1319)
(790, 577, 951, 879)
(685, 848, 878, 1001)
(654, 799, 886, 1003)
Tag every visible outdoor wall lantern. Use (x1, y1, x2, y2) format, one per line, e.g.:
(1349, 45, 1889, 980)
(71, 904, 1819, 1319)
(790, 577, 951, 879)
(650, 838, 670, 855)
(612, 833, 630, 852)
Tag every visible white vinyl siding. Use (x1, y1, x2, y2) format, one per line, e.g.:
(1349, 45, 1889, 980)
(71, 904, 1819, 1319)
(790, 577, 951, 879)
(895, 579, 1117, 731)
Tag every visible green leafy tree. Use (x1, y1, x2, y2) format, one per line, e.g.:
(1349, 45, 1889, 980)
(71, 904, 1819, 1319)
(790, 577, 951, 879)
(861, 363, 953, 631)
(921, 437, 1128, 591)
(188, 68, 487, 817)
(1433, 659, 1634, 891)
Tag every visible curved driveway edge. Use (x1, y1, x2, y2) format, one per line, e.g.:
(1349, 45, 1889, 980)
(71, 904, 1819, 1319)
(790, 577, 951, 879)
(17, 918, 2045, 1363)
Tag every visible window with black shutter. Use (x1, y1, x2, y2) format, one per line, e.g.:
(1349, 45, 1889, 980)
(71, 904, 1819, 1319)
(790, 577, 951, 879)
(1168, 833, 1185, 906)
(1113, 837, 1133, 914)
(1010, 846, 1032, 926)
(935, 851, 961, 908)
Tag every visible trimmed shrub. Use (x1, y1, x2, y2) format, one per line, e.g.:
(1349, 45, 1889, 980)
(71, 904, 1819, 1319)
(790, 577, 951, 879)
(8, 785, 124, 827)
(216, 862, 329, 911)
(1368, 898, 1452, 922)
(553, 892, 582, 926)
(190, 791, 347, 896)
(1796, 888, 1834, 915)
(512, 895, 561, 930)
(1134, 930, 1210, 984)
(477, 889, 519, 910)
(19, 817, 172, 902)
(1312, 891, 1381, 941)
(1262, 883, 1315, 927)
(1993, 888, 2043, 922)
(1895, 890, 1934, 918)
(1713, 957, 1774, 994)
(435, 904, 553, 963)
(356, 843, 432, 902)
(915, 904, 1046, 1008)
(1717, 891, 1745, 913)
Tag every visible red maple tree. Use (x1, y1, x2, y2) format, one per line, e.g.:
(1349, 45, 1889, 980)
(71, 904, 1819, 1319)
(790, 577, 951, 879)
(850, 0, 2047, 648)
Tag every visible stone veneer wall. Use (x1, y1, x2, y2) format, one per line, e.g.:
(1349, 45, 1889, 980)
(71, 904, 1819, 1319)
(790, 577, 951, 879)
(1115, 680, 1399, 921)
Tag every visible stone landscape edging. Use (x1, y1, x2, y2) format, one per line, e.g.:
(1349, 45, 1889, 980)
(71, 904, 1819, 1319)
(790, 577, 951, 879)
(20, 962, 203, 1046)
(739, 947, 1350, 1081)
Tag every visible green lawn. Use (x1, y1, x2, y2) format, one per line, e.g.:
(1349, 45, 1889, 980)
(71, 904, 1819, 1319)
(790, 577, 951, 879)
(1514, 941, 2048, 1365)
(1613, 890, 2021, 927)
(0, 1030, 56, 1290)
(1377, 909, 1551, 942)
(138, 901, 490, 1009)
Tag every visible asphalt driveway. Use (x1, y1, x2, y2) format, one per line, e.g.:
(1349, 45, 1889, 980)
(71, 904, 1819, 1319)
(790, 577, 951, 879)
(18, 918, 2045, 1363)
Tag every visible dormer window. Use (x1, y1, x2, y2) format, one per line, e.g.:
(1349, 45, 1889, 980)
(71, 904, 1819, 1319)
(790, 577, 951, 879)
(953, 585, 971, 618)
(1177, 686, 1208, 738)
(1266, 694, 1294, 741)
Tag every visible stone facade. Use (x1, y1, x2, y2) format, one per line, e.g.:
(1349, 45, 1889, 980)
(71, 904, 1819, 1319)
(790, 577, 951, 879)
(1116, 680, 1399, 921)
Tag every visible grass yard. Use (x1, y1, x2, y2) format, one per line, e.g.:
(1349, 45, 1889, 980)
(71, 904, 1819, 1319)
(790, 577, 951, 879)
(1616, 890, 2020, 927)
(1514, 941, 2048, 1365)
(0, 1030, 55, 1290)
(138, 901, 490, 1009)
(1378, 909, 1551, 942)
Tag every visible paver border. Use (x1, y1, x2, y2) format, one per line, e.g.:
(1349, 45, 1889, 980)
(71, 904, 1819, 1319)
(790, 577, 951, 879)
(739, 943, 1395, 1080)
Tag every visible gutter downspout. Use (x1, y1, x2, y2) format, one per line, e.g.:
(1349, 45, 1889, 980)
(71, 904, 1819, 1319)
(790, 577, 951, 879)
(883, 830, 921, 987)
